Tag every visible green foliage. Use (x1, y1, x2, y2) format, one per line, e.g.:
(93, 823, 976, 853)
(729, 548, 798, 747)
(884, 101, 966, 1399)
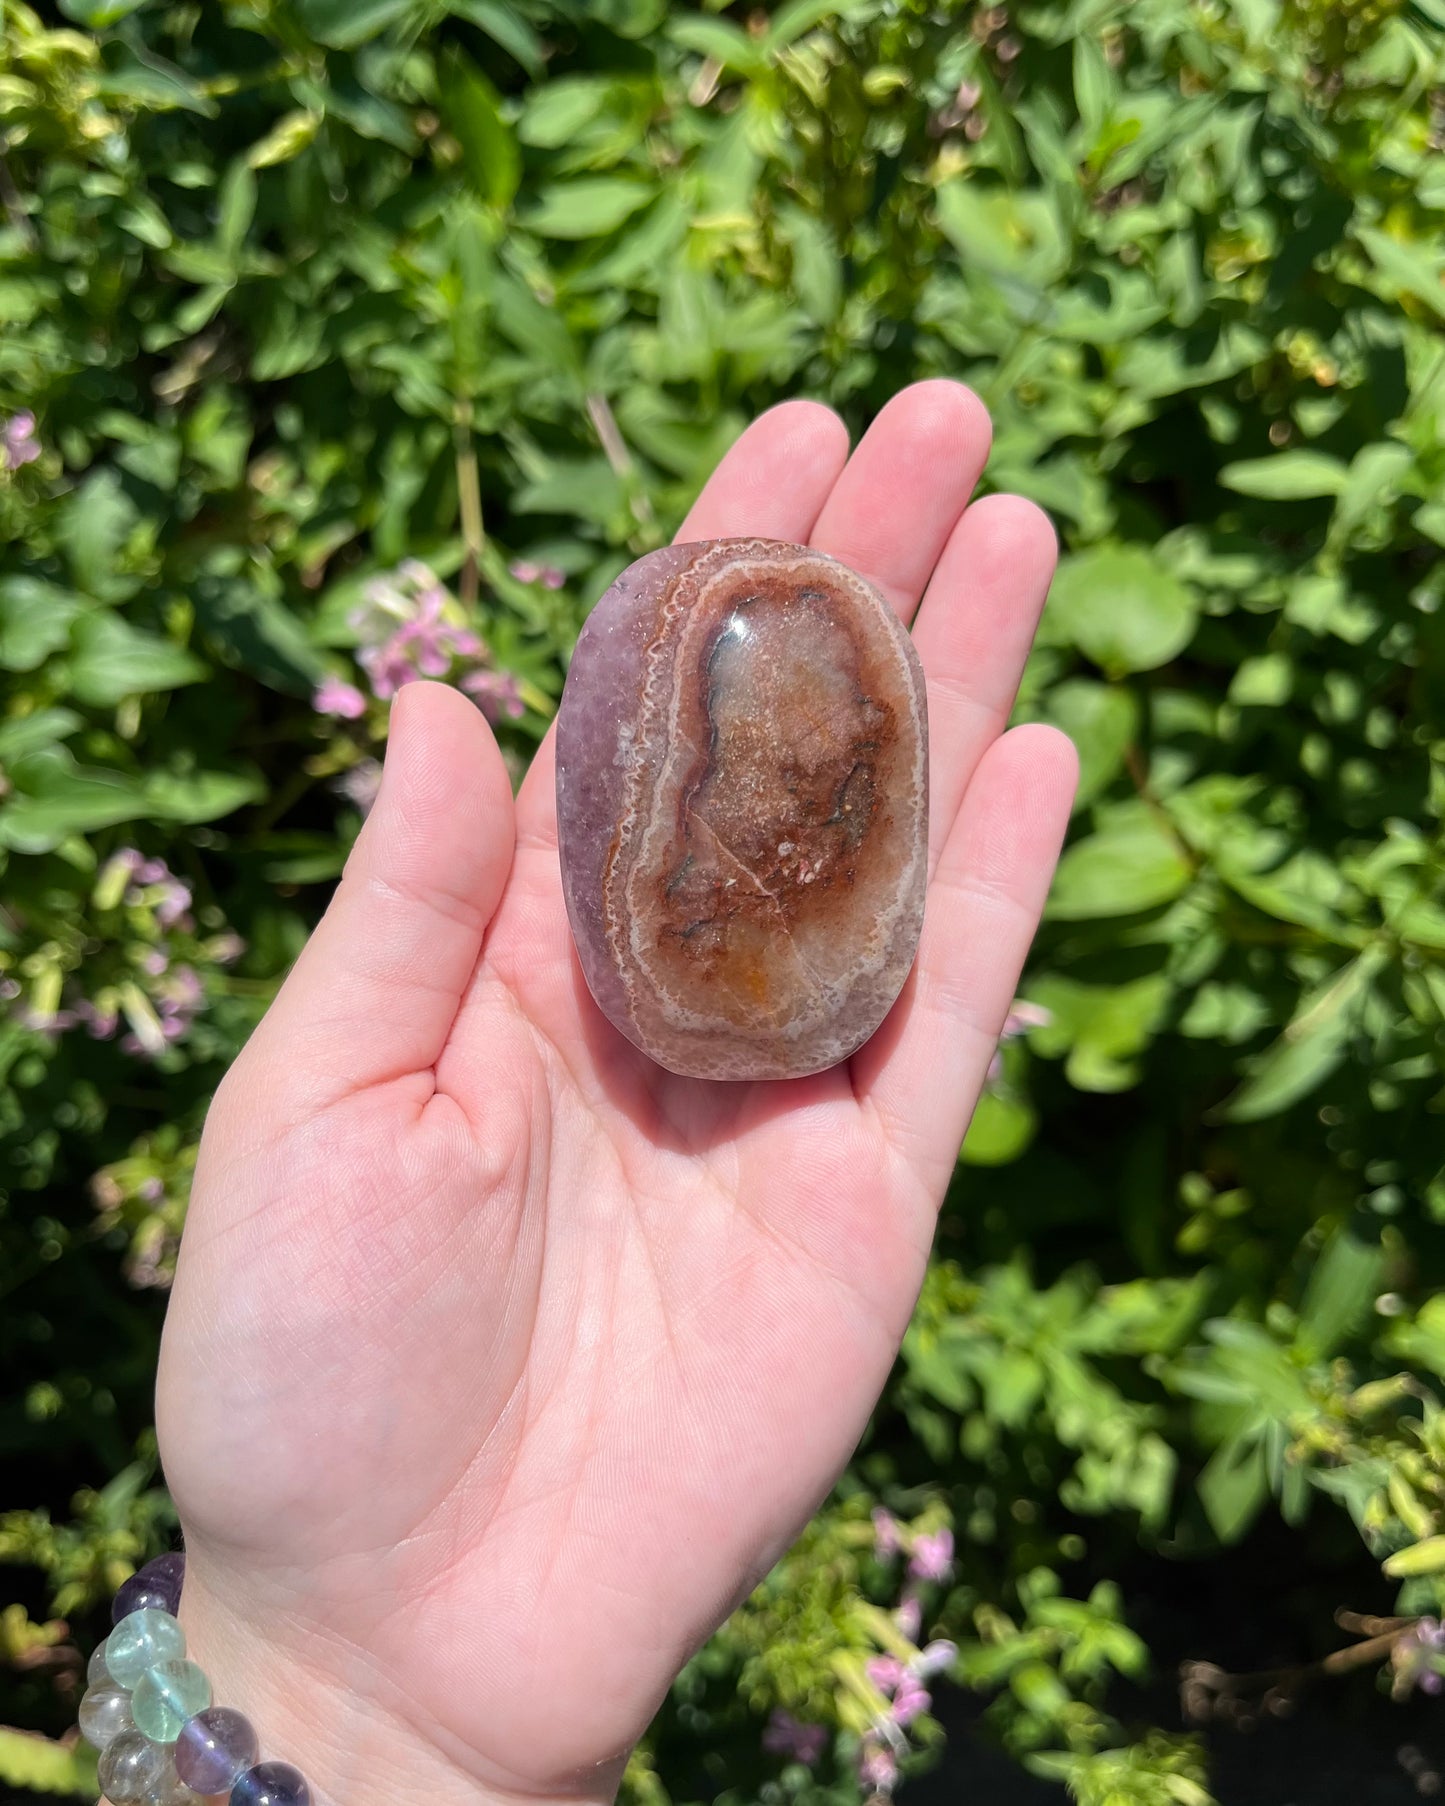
(2, 0, 1444, 1800)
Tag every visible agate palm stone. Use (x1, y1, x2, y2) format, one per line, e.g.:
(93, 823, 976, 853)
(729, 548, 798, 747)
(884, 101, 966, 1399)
(556, 538, 928, 1080)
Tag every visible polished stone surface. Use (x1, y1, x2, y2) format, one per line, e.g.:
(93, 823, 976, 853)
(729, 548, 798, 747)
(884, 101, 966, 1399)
(556, 538, 928, 1080)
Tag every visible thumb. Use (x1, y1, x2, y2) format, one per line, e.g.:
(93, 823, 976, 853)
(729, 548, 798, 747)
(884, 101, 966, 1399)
(230, 680, 515, 1116)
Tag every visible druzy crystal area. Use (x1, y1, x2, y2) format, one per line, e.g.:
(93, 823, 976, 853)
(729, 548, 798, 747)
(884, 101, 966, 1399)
(556, 538, 929, 1081)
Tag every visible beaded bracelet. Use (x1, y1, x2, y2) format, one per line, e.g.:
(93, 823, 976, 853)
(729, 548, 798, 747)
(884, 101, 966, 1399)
(79, 1554, 312, 1806)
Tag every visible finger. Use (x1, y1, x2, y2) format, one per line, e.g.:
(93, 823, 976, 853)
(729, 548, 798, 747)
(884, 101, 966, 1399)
(912, 493, 1059, 871)
(854, 723, 1077, 1198)
(676, 398, 850, 542)
(235, 682, 516, 1111)
(513, 399, 850, 853)
(809, 379, 992, 623)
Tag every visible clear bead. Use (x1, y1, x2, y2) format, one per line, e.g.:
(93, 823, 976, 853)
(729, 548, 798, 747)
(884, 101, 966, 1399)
(145, 1760, 203, 1806)
(87, 1635, 113, 1687)
(97, 1729, 168, 1803)
(132, 1659, 212, 1743)
(78, 1680, 135, 1751)
(106, 1608, 186, 1690)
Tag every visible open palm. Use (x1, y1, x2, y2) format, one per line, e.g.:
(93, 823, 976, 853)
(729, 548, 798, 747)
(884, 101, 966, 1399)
(158, 383, 1076, 1806)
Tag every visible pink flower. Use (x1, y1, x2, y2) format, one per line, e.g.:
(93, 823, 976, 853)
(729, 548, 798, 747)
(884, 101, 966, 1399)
(75, 999, 119, 1040)
(1, 411, 41, 471)
(890, 1675, 931, 1726)
(509, 558, 566, 589)
(358, 636, 419, 700)
(207, 932, 246, 966)
(462, 668, 525, 722)
(858, 1741, 898, 1793)
(866, 1655, 906, 1694)
(1002, 999, 1052, 1037)
(913, 1639, 957, 1678)
(908, 1528, 954, 1582)
(140, 949, 169, 977)
(893, 1596, 922, 1641)
(153, 879, 192, 930)
(872, 1508, 901, 1559)
(762, 1709, 826, 1765)
(314, 676, 367, 719)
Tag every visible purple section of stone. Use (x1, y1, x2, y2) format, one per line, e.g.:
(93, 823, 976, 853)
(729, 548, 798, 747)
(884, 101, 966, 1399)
(112, 1551, 186, 1623)
(176, 1705, 259, 1794)
(556, 541, 696, 1048)
(230, 1760, 313, 1806)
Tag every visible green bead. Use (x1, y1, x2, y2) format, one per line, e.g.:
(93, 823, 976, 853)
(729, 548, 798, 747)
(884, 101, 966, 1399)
(106, 1609, 186, 1690)
(132, 1659, 212, 1743)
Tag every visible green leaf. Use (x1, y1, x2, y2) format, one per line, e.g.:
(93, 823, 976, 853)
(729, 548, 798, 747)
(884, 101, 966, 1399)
(0, 749, 145, 852)
(292, 0, 414, 48)
(766, 0, 879, 48)
(68, 615, 205, 706)
(0, 1724, 97, 1798)
(1221, 948, 1388, 1122)
(0, 710, 83, 761)
(1028, 973, 1173, 1091)
(1384, 1537, 1445, 1579)
(0, 578, 85, 672)
(1356, 225, 1445, 322)
(1044, 544, 1197, 676)
(1220, 450, 1350, 499)
(521, 179, 654, 239)
(1198, 1434, 1268, 1543)
(445, 0, 546, 72)
(143, 768, 263, 823)
(1046, 803, 1191, 921)
(246, 110, 322, 170)
(1040, 678, 1137, 808)
(440, 51, 520, 211)
(57, 0, 148, 22)
(61, 469, 139, 601)
(1296, 1230, 1384, 1361)
(668, 17, 767, 73)
(961, 1088, 1038, 1165)
(192, 580, 324, 695)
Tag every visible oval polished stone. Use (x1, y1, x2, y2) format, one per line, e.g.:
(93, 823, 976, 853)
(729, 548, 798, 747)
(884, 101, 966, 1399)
(556, 539, 928, 1080)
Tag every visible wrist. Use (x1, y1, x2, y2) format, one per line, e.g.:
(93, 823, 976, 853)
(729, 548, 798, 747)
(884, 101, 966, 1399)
(176, 1559, 622, 1806)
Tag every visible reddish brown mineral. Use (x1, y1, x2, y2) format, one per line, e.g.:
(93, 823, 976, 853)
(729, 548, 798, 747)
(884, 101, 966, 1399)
(555, 539, 928, 1080)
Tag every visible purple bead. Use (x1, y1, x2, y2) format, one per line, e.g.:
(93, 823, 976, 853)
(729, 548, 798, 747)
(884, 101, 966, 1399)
(176, 1705, 259, 1793)
(230, 1760, 312, 1806)
(112, 1551, 186, 1623)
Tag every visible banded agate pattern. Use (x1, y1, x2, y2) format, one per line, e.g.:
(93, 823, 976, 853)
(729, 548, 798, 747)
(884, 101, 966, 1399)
(556, 538, 929, 1081)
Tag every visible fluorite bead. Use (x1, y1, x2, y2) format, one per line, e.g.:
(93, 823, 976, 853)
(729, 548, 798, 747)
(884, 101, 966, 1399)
(175, 1706, 259, 1794)
(230, 1759, 312, 1806)
(106, 1608, 186, 1689)
(97, 1728, 169, 1803)
(133, 1659, 213, 1742)
(146, 1763, 205, 1806)
(113, 1552, 186, 1624)
(556, 538, 929, 1080)
(88, 1635, 113, 1687)
(78, 1680, 135, 1750)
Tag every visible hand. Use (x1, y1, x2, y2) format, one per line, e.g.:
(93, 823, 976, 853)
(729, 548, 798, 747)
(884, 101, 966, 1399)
(158, 382, 1076, 1806)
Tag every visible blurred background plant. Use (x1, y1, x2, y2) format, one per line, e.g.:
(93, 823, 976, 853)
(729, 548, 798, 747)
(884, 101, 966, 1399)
(2, 0, 1444, 1800)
